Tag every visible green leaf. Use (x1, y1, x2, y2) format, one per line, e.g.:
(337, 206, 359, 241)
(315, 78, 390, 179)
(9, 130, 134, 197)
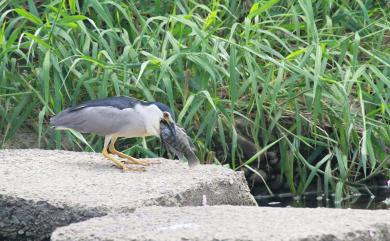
(248, 2, 259, 19)
(324, 161, 332, 197)
(229, 47, 239, 104)
(198, 90, 217, 110)
(285, 48, 306, 61)
(80, 55, 105, 67)
(42, 50, 51, 104)
(136, 60, 150, 85)
(203, 10, 218, 29)
(38, 106, 46, 148)
(302, 152, 332, 192)
(231, 126, 238, 169)
(335, 181, 344, 204)
(247, 0, 280, 19)
(358, 84, 367, 176)
(178, 94, 195, 124)
(69, 0, 77, 14)
(58, 15, 87, 24)
(235, 136, 284, 170)
(245, 164, 273, 195)
(25, 33, 50, 49)
(15, 8, 42, 25)
(88, 0, 113, 28)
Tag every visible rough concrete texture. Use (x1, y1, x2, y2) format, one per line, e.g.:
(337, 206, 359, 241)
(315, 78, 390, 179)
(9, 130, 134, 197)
(0, 149, 255, 241)
(52, 205, 390, 241)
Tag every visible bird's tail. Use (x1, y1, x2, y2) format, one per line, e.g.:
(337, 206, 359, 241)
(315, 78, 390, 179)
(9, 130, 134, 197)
(187, 151, 200, 167)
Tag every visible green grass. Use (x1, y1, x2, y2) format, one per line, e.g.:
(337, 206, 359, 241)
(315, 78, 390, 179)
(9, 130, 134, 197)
(0, 0, 389, 200)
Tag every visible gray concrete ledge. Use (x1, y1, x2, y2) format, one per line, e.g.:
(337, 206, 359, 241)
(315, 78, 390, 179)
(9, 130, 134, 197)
(0, 149, 255, 240)
(52, 205, 390, 241)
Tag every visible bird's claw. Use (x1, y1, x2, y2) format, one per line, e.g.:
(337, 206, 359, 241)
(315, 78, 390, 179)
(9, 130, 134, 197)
(144, 159, 162, 164)
(138, 159, 162, 165)
(121, 160, 149, 166)
(122, 165, 145, 172)
(122, 159, 161, 166)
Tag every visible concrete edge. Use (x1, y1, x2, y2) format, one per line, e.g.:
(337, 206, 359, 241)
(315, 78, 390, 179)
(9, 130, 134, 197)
(0, 195, 109, 241)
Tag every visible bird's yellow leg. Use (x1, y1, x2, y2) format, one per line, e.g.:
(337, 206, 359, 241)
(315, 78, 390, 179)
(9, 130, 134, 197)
(102, 149, 144, 172)
(102, 148, 127, 170)
(102, 135, 145, 172)
(108, 140, 161, 165)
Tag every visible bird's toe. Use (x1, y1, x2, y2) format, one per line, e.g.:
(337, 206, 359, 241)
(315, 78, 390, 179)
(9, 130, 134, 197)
(122, 165, 145, 172)
(145, 159, 162, 164)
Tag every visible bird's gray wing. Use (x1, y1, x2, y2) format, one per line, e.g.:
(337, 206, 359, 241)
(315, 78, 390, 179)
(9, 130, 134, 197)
(67, 96, 143, 112)
(50, 106, 144, 136)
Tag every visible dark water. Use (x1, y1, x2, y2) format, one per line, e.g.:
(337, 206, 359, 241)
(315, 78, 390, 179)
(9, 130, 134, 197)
(255, 186, 390, 209)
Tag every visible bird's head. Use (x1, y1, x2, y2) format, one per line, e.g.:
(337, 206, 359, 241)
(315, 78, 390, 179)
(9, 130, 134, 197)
(160, 111, 176, 138)
(152, 102, 176, 138)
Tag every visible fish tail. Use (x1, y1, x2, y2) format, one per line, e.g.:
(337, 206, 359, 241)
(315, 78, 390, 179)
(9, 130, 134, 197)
(187, 151, 200, 167)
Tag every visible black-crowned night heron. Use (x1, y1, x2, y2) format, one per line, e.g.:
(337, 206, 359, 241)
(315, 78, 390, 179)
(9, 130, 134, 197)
(50, 96, 176, 171)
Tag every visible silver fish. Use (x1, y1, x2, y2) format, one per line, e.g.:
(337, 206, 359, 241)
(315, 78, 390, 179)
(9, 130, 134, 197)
(160, 122, 200, 167)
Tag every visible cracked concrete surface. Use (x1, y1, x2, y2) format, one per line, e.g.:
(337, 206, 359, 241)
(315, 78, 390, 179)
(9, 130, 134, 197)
(0, 149, 255, 240)
(52, 205, 390, 241)
(3, 149, 389, 241)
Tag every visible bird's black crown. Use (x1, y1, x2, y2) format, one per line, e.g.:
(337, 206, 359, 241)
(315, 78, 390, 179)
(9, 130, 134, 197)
(151, 102, 174, 120)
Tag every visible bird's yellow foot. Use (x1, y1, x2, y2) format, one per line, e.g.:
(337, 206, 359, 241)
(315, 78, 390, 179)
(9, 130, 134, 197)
(122, 165, 145, 172)
(102, 149, 145, 171)
(138, 159, 162, 164)
(122, 158, 162, 166)
(109, 148, 161, 166)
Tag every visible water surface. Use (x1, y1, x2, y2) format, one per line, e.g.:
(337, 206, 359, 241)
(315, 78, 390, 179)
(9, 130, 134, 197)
(255, 187, 390, 209)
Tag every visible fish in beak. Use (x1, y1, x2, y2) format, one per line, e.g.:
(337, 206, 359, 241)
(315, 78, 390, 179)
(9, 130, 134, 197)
(163, 112, 177, 142)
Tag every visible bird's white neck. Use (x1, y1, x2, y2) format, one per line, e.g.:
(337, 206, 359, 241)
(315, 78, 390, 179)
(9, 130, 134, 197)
(135, 104, 163, 137)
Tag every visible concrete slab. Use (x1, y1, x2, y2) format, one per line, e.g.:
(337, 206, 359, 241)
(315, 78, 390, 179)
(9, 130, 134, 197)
(0, 149, 255, 240)
(52, 205, 390, 241)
